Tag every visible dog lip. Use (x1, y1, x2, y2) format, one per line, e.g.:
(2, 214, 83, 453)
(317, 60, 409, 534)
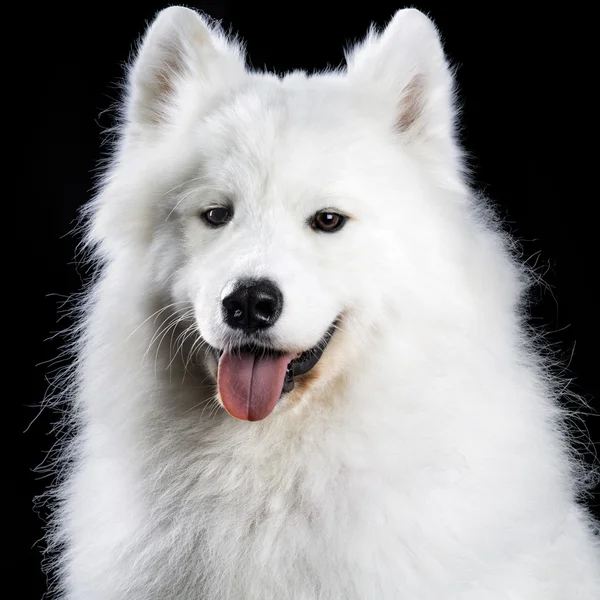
(210, 319, 338, 394)
(288, 323, 336, 376)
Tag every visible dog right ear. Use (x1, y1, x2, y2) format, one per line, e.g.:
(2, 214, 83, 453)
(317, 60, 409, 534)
(125, 6, 246, 138)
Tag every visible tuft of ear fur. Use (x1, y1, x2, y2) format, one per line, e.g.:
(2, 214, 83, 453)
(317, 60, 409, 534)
(126, 6, 245, 136)
(346, 9, 458, 163)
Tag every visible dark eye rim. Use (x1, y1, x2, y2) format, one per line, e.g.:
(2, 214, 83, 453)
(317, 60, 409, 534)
(309, 210, 348, 233)
(200, 206, 233, 228)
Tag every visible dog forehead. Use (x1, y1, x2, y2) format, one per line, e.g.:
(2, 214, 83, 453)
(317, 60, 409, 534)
(196, 81, 366, 187)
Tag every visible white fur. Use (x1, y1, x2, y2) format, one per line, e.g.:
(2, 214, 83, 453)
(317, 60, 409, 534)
(45, 7, 600, 599)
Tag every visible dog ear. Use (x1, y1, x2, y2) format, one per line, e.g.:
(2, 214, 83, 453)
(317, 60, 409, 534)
(346, 9, 458, 163)
(125, 6, 245, 136)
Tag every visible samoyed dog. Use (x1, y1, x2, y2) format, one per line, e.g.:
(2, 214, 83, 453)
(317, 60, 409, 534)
(47, 6, 600, 599)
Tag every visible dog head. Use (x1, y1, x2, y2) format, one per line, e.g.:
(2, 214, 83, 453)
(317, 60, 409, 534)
(91, 7, 469, 420)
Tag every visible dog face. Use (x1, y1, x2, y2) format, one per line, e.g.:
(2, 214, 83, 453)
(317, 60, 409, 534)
(174, 88, 404, 355)
(169, 85, 413, 419)
(92, 7, 464, 419)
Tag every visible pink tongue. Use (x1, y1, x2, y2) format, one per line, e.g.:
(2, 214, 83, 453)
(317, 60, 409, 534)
(218, 351, 295, 421)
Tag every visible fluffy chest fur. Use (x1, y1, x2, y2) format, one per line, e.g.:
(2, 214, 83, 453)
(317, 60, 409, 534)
(59, 286, 598, 600)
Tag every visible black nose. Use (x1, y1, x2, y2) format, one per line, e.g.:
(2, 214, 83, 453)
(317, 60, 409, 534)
(222, 279, 283, 332)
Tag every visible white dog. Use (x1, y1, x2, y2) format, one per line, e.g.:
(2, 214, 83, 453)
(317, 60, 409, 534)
(46, 7, 600, 599)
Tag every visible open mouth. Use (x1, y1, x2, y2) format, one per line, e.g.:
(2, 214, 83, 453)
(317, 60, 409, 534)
(211, 322, 336, 422)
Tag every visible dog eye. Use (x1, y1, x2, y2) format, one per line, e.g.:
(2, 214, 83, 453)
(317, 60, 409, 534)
(311, 211, 347, 233)
(201, 207, 232, 227)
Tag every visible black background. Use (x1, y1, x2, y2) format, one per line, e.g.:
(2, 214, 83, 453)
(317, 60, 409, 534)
(23, 2, 598, 597)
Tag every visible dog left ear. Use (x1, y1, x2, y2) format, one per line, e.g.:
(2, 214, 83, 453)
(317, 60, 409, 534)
(347, 9, 458, 163)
